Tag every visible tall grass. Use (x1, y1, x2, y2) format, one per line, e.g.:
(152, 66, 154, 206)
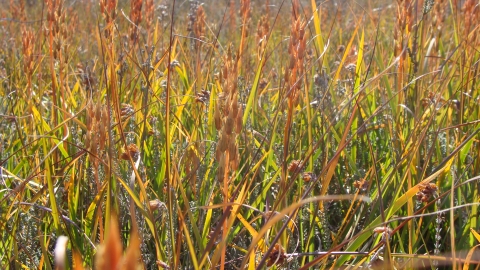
(0, 0, 479, 269)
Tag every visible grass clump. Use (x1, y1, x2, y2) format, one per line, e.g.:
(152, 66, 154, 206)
(1, 0, 480, 269)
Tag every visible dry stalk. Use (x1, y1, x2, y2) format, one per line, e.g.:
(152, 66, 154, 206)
(284, 17, 307, 109)
(85, 101, 110, 189)
(85, 100, 111, 242)
(424, 0, 447, 69)
(256, 15, 270, 60)
(100, 0, 117, 40)
(432, 0, 447, 40)
(21, 27, 35, 98)
(394, 0, 413, 100)
(187, 1, 207, 91)
(129, 0, 143, 44)
(45, 0, 68, 61)
(77, 63, 97, 94)
(193, 5, 206, 50)
(9, 0, 26, 22)
(45, 0, 72, 157)
(279, 0, 307, 223)
(238, 0, 251, 70)
(394, 0, 413, 58)
(229, 0, 236, 37)
(240, 0, 251, 33)
(145, 0, 154, 44)
(214, 44, 243, 269)
(462, 0, 479, 44)
(215, 45, 242, 180)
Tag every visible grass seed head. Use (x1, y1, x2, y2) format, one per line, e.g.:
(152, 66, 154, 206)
(235, 106, 243, 134)
(266, 243, 286, 267)
(288, 160, 302, 173)
(302, 172, 315, 182)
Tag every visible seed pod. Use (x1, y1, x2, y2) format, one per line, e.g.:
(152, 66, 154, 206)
(231, 94, 238, 118)
(289, 54, 296, 69)
(299, 26, 305, 41)
(235, 106, 243, 133)
(230, 156, 238, 171)
(84, 131, 91, 151)
(87, 101, 95, 119)
(214, 104, 222, 130)
(218, 134, 227, 153)
(225, 112, 234, 135)
(149, 199, 163, 211)
(98, 128, 106, 150)
(223, 65, 228, 80)
(228, 140, 236, 158)
(95, 104, 102, 121)
(302, 172, 314, 182)
(102, 107, 109, 126)
(90, 135, 97, 156)
(217, 154, 226, 180)
(288, 160, 302, 173)
(298, 41, 306, 59)
(215, 145, 222, 160)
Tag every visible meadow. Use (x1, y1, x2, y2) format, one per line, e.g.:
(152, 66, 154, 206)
(0, 0, 479, 269)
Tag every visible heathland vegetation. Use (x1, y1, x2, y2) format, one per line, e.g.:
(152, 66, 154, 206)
(0, 0, 479, 269)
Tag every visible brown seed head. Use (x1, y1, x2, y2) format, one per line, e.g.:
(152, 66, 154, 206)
(288, 160, 302, 173)
(120, 143, 140, 160)
(302, 172, 315, 182)
(266, 243, 286, 267)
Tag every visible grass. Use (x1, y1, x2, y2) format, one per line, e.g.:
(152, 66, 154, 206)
(0, 0, 479, 269)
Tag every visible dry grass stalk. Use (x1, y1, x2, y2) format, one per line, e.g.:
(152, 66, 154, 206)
(240, 0, 251, 33)
(228, 0, 236, 37)
(256, 15, 270, 60)
(393, 0, 413, 101)
(145, 0, 154, 41)
(462, 0, 479, 43)
(187, 1, 201, 47)
(21, 27, 35, 96)
(77, 63, 97, 94)
(214, 54, 243, 179)
(214, 44, 243, 268)
(432, 0, 447, 40)
(193, 5, 206, 50)
(100, 0, 117, 40)
(45, 0, 67, 61)
(215, 45, 242, 179)
(85, 101, 110, 200)
(425, 0, 447, 69)
(238, 0, 251, 63)
(395, 0, 414, 62)
(129, 0, 143, 44)
(394, 0, 413, 60)
(277, 0, 308, 219)
(284, 16, 307, 108)
(9, 0, 26, 22)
